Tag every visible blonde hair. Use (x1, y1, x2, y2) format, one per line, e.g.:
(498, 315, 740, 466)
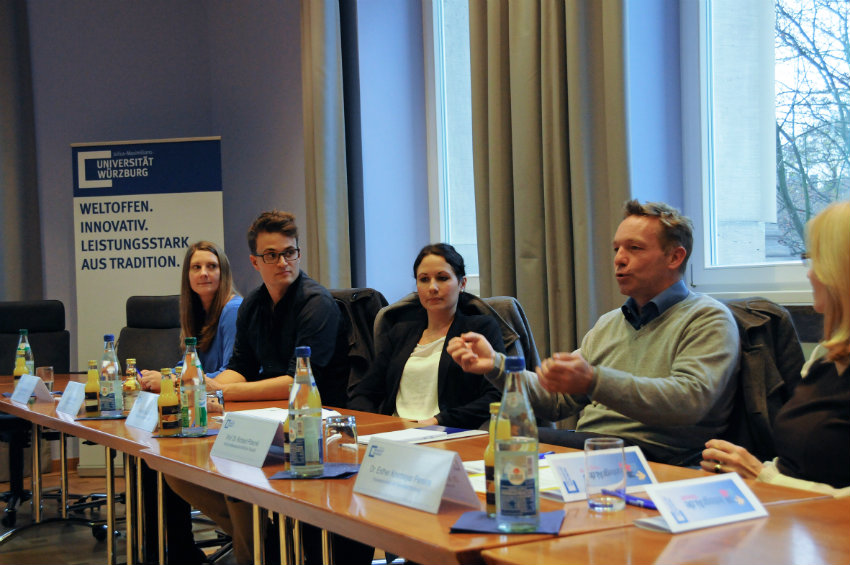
(806, 201, 850, 363)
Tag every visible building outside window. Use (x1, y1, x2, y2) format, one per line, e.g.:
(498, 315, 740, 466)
(685, 0, 848, 300)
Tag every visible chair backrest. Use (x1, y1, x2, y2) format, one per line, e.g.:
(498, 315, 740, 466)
(785, 304, 823, 344)
(479, 296, 542, 370)
(116, 295, 182, 371)
(0, 300, 71, 373)
(721, 297, 805, 461)
(330, 288, 389, 399)
(373, 292, 541, 372)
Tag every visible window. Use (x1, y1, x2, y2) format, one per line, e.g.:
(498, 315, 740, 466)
(683, 0, 848, 301)
(423, 0, 480, 294)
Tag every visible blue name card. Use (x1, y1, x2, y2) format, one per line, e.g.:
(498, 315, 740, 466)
(635, 473, 767, 533)
(546, 445, 657, 502)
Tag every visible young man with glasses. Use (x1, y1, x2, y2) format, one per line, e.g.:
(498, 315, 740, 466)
(202, 209, 348, 407)
(168, 210, 371, 565)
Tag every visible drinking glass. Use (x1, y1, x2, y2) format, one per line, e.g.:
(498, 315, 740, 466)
(324, 415, 358, 464)
(36, 366, 54, 393)
(206, 390, 225, 414)
(584, 437, 626, 512)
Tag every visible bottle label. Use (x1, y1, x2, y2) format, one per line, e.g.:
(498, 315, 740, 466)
(196, 389, 207, 427)
(100, 382, 116, 411)
(179, 386, 208, 431)
(290, 415, 323, 467)
(497, 452, 538, 517)
(485, 464, 496, 508)
(85, 391, 100, 414)
(123, 394, 136, 412)
(112, 380, 124, 411)
(160, 404, 180, 431)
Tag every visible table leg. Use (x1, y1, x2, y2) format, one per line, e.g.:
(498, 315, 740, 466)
(30, 423, 42, 523)
(157, 471, 166, 565)
(124, 453, 135, 565)
(59, 431, 68, 519)
(321, 529, 333, 564)
(136, 458, 145, 564)
(252, 504, 265, 565)
(293, 519, 304, 565)
(277, 513, 292, 565)
(106, 447, 116, 565)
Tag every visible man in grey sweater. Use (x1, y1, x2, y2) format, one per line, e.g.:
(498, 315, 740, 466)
(448, 200, 740, 466)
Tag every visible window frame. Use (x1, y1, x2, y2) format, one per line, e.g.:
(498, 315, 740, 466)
(421, 0, 481, 295)
(680, 0, 813, 304)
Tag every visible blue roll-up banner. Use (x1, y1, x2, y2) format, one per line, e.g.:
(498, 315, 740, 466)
(71, 137, 223, 370)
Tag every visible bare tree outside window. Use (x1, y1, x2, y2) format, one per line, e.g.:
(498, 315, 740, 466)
(775, 0, 850, 253)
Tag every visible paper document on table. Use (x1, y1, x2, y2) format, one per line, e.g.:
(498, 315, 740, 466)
(357, 425, 487, 445)
(464, 458, 564, 501)
(227, 407, 341, 422)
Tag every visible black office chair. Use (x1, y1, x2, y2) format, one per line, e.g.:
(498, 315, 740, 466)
(0, 300, 71, 528)
(331, 288, 388, 404)
(116, 295, 182, 372)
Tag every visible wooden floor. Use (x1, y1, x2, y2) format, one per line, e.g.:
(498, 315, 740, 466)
(0, 471, 231, 565)
(0, 472, 394, 565)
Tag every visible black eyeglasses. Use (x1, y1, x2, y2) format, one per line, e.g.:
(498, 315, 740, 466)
(254, 248, 301, 264)
(800, 252, 811, 268)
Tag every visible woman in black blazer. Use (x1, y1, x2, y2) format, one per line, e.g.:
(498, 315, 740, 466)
(349, 243, 505, 429)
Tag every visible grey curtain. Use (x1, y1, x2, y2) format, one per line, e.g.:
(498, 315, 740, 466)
(0, 0, 42, 300)
(300, 0, 351, 289)
(469, 0, 630, 357)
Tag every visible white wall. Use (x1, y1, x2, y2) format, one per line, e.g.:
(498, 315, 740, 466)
(27, 0, 306, 367)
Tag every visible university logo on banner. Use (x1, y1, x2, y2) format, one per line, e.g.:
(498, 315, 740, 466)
(71, 137, 224, 369)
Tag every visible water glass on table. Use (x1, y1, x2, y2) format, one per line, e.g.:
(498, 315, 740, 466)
(36, 366, 54, 392)
(324, 415, 358, 464)
(206, 389, 225, 413)
(584, 437, 626, 512)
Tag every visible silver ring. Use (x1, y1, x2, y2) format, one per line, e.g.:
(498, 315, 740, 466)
(714, 463, 723, 473)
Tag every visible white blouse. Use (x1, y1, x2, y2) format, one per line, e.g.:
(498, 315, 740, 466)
(394, 337, 444, 421)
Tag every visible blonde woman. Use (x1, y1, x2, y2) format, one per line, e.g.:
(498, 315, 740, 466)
(702, 201, 850, 497)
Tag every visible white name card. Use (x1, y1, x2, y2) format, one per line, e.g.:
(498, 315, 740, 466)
(56, 381, 86, 416)
(546, 446, 657, 502)
(635, 473, 767, 533)
(125, 392, 160, 432)
(210, 412, 283, 467)
(353, 437, 480, 514)
(11, 374, 53, 405)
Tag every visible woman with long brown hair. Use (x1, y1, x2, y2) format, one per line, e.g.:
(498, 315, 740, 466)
(141, 241, 241, 388)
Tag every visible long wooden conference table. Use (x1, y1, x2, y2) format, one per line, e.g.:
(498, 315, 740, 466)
(1, 374, 847, 565)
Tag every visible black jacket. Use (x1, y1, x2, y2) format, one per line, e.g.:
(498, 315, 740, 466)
(348, 308, 505, 429)
(227, 273, 349, 408)
(722, 298, 805, 461)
